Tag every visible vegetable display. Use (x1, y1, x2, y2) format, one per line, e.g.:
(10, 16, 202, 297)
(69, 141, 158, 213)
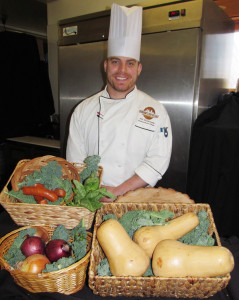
(4, 220, 88, 274)
(96, 210, 234, 278)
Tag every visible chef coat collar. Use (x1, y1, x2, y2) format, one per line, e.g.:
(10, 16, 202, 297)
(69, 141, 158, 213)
(102, 85, 137, 101)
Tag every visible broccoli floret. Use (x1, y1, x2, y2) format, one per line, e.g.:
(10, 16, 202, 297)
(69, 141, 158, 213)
(17, 161, 62, 189)
(43, 256, 76, 273)
(179, 210, 215, 246)
(70, 219, 87, 241)
(142, 263, 154, 277)
(70, 219, 87, 261)
(79, 155, 101, 183)
(118, 210, 174, 238)
(103, 214, 117, 221)
(51, 224, 69, 241)
(97, 257, 111, 276)
(71, 239, 87, 261)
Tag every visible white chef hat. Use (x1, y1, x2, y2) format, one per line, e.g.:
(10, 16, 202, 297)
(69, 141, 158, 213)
(107, 3, 143, 61)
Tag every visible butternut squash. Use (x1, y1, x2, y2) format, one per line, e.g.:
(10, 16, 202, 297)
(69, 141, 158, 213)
(133, 212, 199, 258)
(152, 239, 234, 277)
(96, 219, 150, 276)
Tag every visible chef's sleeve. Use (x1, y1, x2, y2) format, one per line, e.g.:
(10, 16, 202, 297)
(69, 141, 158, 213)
(135, 112, 172, 186)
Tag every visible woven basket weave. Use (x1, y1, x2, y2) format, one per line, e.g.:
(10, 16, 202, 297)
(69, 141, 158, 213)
(88, 203, 231, 298)
(0, 156, 103, 229)
(0, 226, 92, 294)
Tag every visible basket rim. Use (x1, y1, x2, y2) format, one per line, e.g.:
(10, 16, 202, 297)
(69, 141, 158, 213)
(91, 272, 231, 281)
(0, 225, 92, 277)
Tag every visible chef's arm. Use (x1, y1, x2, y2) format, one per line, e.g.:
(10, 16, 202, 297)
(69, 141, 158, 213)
(102, 173, 148, 200)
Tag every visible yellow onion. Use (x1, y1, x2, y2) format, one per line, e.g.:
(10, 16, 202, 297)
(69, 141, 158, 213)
(33, 226, 50, 243)
(17, 254, 50, 274)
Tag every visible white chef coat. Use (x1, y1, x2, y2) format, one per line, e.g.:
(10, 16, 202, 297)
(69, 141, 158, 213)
(66, 86, 172, 187)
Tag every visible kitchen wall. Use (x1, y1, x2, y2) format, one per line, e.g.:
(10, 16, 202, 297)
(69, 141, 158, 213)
(0, 0, 47, 38)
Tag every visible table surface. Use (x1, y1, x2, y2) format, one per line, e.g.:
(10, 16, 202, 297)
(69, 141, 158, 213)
(6, 136, 60, 149)
(0, 210, 238, 300)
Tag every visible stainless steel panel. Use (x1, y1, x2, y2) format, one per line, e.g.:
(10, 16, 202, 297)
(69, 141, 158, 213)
(138, 29, 201, 191)
(142, 0, 203, 33)
(59, 41, 107, 154)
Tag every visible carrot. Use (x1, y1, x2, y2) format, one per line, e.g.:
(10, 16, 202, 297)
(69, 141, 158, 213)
(34, 195, 44, 202)
(22, 186, 58, 202)
(38, 199, 48, 204)
(34, 195, 48, 204)
(34, 183, 45, 188)
(53, 188, 66, 198)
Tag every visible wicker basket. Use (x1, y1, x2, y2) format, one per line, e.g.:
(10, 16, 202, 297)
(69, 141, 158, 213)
(0, 225, 92, 294)
(0, 156, 103, 229)
(88, 203, 231, 298)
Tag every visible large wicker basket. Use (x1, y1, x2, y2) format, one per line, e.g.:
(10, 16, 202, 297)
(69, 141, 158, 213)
(0, 156, 103, 229)
(0, 225, 92, 294)
(88, 203, 231, 298)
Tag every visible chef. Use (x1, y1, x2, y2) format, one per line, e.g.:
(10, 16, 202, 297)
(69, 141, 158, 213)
(66, 3, 172, 200)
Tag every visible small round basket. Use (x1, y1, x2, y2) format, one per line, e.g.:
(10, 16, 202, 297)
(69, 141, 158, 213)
(0, 226, 92, 294)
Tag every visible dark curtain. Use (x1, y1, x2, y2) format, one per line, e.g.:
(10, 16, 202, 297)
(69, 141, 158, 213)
(0, 31, 55, 142)
(187, 92, 239, 238)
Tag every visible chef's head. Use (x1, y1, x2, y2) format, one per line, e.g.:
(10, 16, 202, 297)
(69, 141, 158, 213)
(107, 3, 143, 62)
(104, 4, 143, 99)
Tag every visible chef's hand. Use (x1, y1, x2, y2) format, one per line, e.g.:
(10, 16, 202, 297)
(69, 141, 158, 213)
(100, 185, 118, 202)
(100, 174, 148, 202)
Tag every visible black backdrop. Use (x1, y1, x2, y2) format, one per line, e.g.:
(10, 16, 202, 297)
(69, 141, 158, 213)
(187, 92, 239, 238)
(0, 31, 55, 141)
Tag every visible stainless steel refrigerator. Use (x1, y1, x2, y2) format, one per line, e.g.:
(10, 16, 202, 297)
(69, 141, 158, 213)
(58, 0, 234, 193)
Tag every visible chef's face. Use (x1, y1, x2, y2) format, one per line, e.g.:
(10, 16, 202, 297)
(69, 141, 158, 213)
(104, 56, 142, 99)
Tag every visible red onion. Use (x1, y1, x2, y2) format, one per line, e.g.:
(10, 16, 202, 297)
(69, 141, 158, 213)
(45, 239, 72, 262)
(21, 236, 45, 257)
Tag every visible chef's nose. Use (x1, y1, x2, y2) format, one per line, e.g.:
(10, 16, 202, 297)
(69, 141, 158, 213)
(119, 61, 126, 73)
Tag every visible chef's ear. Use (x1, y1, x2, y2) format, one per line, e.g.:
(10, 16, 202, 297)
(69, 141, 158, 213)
(137, 62, 142, 76)
(104, 59, 108, 72)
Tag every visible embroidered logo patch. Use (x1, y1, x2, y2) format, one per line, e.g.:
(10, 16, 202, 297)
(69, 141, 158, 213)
(139, 107, 159, 120)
